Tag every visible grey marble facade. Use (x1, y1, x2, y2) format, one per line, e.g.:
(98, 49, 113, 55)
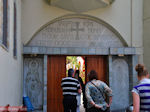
(24, 46, 142, 55)
(23, 17, 139, 112)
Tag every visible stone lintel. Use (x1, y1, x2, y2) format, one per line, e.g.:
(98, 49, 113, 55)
(23, 47, 143, 55)
(110, 47, 136, 55)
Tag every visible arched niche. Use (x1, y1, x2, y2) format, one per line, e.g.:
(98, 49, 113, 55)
(26, 14, 128, 50)
(111, 59, 129, 111)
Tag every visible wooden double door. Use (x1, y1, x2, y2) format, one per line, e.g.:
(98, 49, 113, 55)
(47, 55, 107, 112)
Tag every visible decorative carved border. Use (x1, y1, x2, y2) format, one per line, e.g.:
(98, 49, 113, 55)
(23, 46, 143, 55)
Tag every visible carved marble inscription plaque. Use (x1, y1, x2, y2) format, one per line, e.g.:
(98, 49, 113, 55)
(28, 18, 123, 48)
(24, 58, 43, 110)
(111, 59, 129, 110)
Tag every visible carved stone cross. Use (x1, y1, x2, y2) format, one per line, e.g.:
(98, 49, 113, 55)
(71, 22, 84, 40)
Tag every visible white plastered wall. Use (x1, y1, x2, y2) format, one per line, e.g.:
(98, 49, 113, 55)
(143, 0, 150, 71)
(0, 0, 23, 106)
(21, 0, 143, 48)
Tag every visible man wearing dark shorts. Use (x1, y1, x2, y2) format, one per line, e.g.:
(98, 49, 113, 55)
(61, 68, 81, 112)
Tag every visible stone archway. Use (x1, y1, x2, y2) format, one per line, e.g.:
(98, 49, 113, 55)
(23, 15, 132, 112)
(26, 15, 127, 50)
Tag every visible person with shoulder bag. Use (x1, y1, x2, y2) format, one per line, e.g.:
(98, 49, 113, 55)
(85, 70, 112, 112)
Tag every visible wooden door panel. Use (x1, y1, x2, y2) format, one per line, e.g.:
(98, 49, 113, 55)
(86, 56, 107, 83)
(47, 56, 66, 112)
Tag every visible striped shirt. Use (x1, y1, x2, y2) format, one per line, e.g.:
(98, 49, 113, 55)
(61, 77, 80, 96)
(132, 78, 150, 112)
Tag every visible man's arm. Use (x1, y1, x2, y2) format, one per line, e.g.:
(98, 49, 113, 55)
(77, 81, 81, 94)
(78, 88, 81, 94)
